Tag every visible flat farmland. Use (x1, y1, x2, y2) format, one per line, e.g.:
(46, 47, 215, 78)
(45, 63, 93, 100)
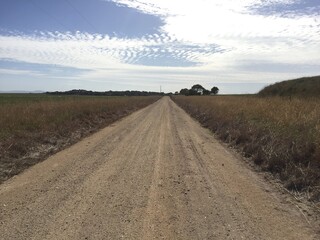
(0, 94, 160, 182)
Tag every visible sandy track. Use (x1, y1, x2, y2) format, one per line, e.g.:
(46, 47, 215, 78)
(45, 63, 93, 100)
(0, 97, 318, 239)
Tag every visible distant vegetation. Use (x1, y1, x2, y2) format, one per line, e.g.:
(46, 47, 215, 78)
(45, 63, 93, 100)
(259, 76, 320, 97)
(0, 94, 160, 183)
(172, 95, 320, 201)
(47, 89, 163, 96)
(179, 84, 219, 96)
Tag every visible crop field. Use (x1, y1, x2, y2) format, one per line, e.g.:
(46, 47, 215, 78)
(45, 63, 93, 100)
(172, 95, 320, 201)
(0, 94, 160, 182)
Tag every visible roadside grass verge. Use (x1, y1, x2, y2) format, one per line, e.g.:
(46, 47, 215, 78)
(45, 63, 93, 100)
(172, 95, 320, 201)
(0, 94, 160, 183)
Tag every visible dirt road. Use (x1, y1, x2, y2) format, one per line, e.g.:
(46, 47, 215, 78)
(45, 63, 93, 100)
(0, 97, 318, 239)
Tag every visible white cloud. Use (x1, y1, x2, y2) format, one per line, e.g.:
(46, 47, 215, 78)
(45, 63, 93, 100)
(0, 31, 221, 69)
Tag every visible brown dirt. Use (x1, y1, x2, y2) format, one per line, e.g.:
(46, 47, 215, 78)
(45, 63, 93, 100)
(0, 97, 319, 239)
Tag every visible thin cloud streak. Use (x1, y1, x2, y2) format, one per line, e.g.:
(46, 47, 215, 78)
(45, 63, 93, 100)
(0, 68, 46, 77)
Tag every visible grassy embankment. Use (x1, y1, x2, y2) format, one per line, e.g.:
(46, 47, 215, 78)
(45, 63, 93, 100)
(259, 76, 320, 97)
(0, 94, 160, 183)
(172, 95, 320, 201)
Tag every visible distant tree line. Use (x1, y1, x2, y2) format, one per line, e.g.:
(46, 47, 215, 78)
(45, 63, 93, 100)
(179, 84, 219, 96)
(46, 89, 164, 96)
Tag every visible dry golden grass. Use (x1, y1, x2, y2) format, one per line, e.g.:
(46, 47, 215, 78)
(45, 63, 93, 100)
(0, 96, 153, 139)
(172, 95, 320, 201)
(0, 94, 160, 182)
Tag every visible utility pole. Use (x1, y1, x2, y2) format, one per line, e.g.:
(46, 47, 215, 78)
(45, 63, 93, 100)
(160, 85, 162, 94)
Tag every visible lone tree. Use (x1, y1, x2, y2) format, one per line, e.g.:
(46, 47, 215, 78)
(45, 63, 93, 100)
(179, 84, 212, 96)
(190, 84, 205, 95)
(211, 86, 219, 95)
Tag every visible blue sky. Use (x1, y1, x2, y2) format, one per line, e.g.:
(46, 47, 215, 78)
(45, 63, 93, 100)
(0, 0, 319, 94)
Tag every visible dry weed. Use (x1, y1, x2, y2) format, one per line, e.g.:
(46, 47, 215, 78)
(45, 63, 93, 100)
(0, 95, 160, 182)
(172, 95, 320, 201)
